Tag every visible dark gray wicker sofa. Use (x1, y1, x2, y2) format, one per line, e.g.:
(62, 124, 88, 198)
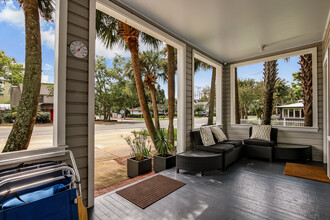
(243, 127, 278, 162)
(190, 131, 242, 171)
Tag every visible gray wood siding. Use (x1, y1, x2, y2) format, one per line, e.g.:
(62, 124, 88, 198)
(66, 0, 90, 206)
(186, 46, 193, 150)
(223, 43, 324, 161)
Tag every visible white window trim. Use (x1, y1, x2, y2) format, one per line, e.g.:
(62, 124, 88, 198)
(323, 47, 329, 167)
(230, 47, 318, 132)
(88, 0, 96, 208)
(192, 50, 223, 128)
(53, 0, 67, 147)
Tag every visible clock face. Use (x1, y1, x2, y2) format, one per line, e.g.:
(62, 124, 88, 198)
(70, 41, 88, 58)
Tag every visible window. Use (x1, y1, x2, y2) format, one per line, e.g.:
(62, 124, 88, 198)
(283, 109, 288, 118)
(289, 109, 294, 118)
(0, 1, 56, 153)
(230, 47, 317, 128)
(193, 51, 222, 128)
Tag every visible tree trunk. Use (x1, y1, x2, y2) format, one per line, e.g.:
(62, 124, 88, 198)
(167, 44, 175, 146)
(3, 0, 42, 152)
(122, 23, 157, 143)
(262, 60, 278, 125)
(149, 84, 160, 130)
(299, 54, 313, 127)
(103, 103, 106, 121)
(207, 67, 216, 125)
(234, 68, 240, 124)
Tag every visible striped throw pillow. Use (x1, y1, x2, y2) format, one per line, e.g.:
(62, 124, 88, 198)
(250, 125, 271, 141)
(200, 126, 216, 146)
(210, 126, 227, 142)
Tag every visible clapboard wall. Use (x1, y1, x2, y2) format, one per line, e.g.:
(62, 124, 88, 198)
(223, 42, 324, 161)
(185, 46, 194, 150)
(66, 0, 90, 206)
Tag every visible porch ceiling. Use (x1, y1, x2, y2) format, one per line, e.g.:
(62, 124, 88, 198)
(116, 0, 330, 63)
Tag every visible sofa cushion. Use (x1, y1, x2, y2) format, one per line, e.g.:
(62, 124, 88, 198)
(210, 126, 228, 142)
(200, 126, 216, 146)
(194, 143, 234, 154)
(250, 125, 271, 141)
(222, 140, 242, 148)
(243, 139, 275, 147)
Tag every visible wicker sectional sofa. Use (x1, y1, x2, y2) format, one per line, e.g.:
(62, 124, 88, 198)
(190, 130, 242, 171)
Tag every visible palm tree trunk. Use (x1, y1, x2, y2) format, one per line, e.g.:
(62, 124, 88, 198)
(207, 67, 216, 125)
(149, 84, 160, 129)
(299, 54, 313, 127)
(262, 60, 278, 125)
(3, 0, 42, 152)
(125, 30, 157, 143)
(167, 44, 175, 146)
(234, 68, 240, 124)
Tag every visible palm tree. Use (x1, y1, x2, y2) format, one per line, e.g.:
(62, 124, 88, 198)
(96, 10, 161, 143)
(194, 59, 216, 125)
(298, 54, 313, 127)
(140, 51, 167, 130)
(166, 44, 176, 146)
(262, 60, 279, 125)
(2, 0, 55, 152)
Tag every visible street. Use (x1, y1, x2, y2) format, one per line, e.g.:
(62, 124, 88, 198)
(0, 117, 210, 152)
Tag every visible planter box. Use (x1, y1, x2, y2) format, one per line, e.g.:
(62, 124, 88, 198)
(153, 154, 176, 173)
(127, 157, 152, 178)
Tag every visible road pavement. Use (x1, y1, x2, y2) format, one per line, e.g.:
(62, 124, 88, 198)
(0, 117, 210, 153)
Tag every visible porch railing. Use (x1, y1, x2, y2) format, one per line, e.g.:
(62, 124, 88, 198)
(240, 119, 305, 127)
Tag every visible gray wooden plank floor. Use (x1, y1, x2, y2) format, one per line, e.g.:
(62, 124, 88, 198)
(88, 159, 330, 220)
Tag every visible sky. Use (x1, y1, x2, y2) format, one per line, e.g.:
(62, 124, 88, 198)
(0, 1, 299, 97)
(237, 56, 301, 83)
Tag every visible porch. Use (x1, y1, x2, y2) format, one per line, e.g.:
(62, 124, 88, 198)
(1, 0, 330, 219)
(89, 159, 330, 220)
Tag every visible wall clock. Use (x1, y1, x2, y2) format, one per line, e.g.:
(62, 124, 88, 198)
(70, 41, 88, 58)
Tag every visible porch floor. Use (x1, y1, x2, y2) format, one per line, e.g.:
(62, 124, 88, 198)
(88, 159, 330, 220)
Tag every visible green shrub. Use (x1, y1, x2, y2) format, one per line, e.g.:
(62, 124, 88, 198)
(194, 113, 202, 117)
(36, 112, 51, 124)
(127, 114, 143, 118)
(123, 132, 151, 161)
(2, 112, 15, 123)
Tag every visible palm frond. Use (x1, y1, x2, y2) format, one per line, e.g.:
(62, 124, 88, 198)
(38, 0, 55, 22)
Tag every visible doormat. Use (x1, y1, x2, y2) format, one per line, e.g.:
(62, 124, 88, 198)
(284, 162, 330, 183)
(116, 175, 185, 209)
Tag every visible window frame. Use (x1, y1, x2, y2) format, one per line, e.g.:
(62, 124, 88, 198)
(230, 47, 318, 132)
(192, 50, 223, 128)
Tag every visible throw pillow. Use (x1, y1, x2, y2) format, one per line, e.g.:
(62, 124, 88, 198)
(250, 125, 271, 141)
(210, 126, 228, 142)
(200, 126, 216, 146)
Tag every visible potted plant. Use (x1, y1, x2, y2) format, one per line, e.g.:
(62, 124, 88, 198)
(124, 132, 152, 178)
(153, 129, 176, 173)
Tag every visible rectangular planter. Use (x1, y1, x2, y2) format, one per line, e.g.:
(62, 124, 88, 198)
(127, 157, 152, 178)
(153, 154, 176, 173)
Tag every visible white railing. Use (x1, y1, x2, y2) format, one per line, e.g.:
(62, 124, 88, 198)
(240, 118, 305, 127)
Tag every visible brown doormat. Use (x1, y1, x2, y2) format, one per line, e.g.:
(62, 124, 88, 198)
(116, 175, 185, 209)
(284, 162, 330, 183)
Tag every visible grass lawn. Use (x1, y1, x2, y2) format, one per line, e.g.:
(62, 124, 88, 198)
(132, 128, 178, 141)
